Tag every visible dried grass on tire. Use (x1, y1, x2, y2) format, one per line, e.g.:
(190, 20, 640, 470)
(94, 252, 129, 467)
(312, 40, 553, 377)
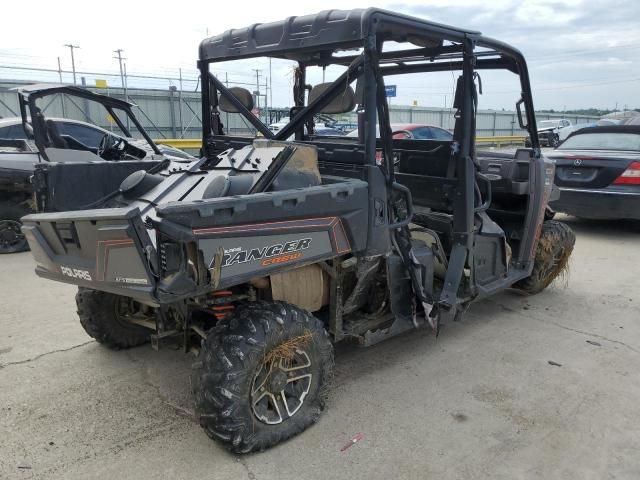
(263, 331, 313, 368)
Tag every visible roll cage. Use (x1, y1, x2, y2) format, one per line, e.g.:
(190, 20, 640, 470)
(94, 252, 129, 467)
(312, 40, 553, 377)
(197, 8, 540, 154)
(197, 8, 545, 313)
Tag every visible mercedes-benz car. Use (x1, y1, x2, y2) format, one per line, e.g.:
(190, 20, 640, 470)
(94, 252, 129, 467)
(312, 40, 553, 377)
(548, 125, 640, 219)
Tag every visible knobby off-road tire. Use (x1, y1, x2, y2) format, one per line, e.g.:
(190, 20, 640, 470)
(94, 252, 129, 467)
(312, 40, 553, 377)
(76, 287, 151, 349)
(514, 220, 576, 294)
(0, 200, 31, 254)
(191, 301, 334, 454)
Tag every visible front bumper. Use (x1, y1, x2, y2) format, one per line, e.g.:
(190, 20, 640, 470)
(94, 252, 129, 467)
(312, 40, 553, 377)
(537, 131, 555, 147)
(550, 187, 640, 220)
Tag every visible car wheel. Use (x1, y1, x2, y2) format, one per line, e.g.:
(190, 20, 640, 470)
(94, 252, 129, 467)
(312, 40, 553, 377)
(0, 201, 31, 254)
(514, 220, 575, 294)
(191, 301, 334, 453)
(76, 288, 153, 349)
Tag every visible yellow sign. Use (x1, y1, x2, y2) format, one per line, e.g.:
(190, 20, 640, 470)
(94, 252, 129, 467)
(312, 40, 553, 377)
(95, 79, 108, 89)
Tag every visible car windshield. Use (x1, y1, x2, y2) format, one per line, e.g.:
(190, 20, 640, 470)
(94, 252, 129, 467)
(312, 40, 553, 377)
(558, 132, 640, 151)
(539, 120, 560, 128)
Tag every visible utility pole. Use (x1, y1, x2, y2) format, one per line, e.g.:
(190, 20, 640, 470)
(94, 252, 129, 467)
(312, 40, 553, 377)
(64, 44, 80, 85)
(269, 57, 273, 110)
(253, 69, 261, 112)
(57, 57, 66, 117)
(56, 57, 63, 83)
(178, 68, 184, 136)
(114, 49, 130, 130)
(113, 49, 127, 98)
(225, 72, 230, 132)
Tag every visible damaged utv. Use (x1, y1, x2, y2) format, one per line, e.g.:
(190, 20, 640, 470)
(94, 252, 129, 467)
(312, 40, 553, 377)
(22, 9, 575, 453)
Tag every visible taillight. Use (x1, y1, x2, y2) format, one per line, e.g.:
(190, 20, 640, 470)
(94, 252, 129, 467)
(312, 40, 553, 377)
(613, 161, 640, 185)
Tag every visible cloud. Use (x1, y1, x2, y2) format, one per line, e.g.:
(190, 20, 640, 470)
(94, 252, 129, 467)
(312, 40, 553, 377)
(0, 0, 637, 109)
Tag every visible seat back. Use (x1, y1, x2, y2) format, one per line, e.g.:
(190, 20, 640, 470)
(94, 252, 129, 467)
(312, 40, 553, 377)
(308, 83, 356, 114)
(218, 87, 254, 113)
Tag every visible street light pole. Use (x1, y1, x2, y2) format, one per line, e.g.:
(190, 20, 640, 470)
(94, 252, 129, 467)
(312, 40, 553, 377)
(64, 44, 80, 84)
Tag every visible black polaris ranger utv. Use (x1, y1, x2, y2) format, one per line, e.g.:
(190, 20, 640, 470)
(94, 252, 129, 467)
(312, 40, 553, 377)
(21, 9, 575, 453)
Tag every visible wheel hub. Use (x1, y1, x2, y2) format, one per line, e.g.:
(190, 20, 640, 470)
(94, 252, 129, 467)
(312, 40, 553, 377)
(0, 220, 26, 251)
(250, 349, 313, 425)
(267, 369, 288, 393)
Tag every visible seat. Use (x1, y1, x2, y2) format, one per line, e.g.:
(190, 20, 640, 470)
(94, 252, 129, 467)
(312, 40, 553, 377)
(46, 120, 68, 149)
(307, 83, 356, 114)
(218, 87, 254, 113)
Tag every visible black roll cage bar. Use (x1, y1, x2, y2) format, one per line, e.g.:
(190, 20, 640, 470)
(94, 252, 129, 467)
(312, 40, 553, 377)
(16, 85, 162, 161)
(197, 11, 543, 313)
(198, 41, 540, 158)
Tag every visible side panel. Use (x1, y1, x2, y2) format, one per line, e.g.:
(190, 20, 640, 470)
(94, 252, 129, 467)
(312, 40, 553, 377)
(154, 181, 369, 297)
(195, 218, 351, 289)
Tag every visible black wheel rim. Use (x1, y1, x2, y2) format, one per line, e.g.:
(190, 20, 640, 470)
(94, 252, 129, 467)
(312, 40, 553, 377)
(0, 220, 27, 253)
(251, 349, 313, 425)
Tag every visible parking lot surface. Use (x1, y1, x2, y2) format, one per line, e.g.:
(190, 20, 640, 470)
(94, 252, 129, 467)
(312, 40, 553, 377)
(1, 216, 639, 480)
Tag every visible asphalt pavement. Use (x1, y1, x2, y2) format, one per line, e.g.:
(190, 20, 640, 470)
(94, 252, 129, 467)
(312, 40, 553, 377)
(1, 215, 639, 480)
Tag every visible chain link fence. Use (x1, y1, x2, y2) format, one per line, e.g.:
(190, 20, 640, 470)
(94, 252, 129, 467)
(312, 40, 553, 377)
(0, 68, 601, 140)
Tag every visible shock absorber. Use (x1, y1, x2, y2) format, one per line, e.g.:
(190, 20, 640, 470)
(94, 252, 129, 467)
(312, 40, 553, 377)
(210, 290, 235, 320)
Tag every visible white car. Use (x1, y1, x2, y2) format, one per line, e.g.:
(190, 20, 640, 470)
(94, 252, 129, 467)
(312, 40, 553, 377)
(535, 119, 575, 147)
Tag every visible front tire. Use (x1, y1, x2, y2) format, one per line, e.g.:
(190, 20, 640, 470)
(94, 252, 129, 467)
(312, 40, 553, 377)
(514, 220, 575, 294)
(191, 301, 334, 454)
(76, 288, 152, 349)
(550, 133, 560, 148)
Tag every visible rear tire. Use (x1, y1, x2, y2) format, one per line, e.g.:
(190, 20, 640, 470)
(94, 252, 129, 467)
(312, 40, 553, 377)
(0, 200, 31, 254)
(191, 301, 334, 454)
(514, 220, 575, 294)
(76, 288, 152, 349)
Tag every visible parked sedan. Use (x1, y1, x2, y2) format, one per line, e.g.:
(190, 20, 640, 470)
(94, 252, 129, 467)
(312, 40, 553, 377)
(346, 123, 453, 140)
(548, 125, 640, 219)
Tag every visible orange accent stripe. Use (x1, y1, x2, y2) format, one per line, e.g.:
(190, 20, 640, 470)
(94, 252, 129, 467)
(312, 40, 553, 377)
(193, 217, 337, 235)
(96, 239, 134, 281)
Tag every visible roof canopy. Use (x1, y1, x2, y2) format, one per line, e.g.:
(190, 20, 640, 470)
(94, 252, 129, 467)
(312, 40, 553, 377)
(199, 8, 484, 64)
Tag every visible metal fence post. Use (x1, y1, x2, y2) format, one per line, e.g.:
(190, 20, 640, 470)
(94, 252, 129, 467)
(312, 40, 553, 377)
(178, 68, 184, 137)
(168, 86, 177, 138)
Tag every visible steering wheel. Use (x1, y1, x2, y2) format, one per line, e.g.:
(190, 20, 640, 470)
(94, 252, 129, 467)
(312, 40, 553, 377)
(97, 133, 126, 160)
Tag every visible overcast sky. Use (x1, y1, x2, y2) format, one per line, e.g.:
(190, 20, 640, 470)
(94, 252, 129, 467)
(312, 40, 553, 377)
(0, 0, 638, 111)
